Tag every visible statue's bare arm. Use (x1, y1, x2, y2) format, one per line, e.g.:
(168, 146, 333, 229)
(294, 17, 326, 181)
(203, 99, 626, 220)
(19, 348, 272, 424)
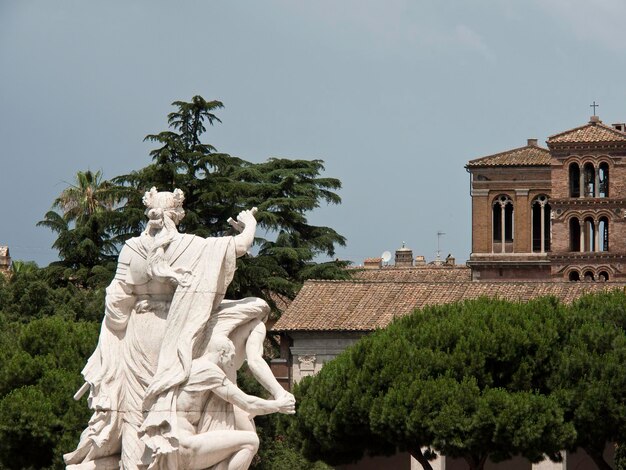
(212, 379, 295, 417)
(233, 209, 257, 257)
(103, 279, 136, 331)
(244, 321, 290, 399)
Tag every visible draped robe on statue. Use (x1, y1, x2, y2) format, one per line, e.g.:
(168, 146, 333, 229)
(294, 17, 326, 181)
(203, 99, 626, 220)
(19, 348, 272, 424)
(64, 233, 237, 470)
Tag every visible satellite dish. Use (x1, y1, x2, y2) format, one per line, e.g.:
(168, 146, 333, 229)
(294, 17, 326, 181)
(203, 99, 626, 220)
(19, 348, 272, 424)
(381, 251, 392, 263)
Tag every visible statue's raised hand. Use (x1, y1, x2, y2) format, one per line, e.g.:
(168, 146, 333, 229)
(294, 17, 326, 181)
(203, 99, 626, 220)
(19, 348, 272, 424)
(236, 208, 257, 228)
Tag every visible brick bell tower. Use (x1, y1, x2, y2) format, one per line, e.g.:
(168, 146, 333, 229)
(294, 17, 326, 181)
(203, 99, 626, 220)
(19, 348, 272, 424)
(548, 115, 626, 281)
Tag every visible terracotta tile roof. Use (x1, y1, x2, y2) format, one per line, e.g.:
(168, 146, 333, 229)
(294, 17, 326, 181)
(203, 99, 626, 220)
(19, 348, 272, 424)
(267, 291, 291, 313)
(364, 257, 382, 263)
(467, 144, 551, 168)
(548, 119, 626, 144)
(351, 266, 471, 282)
(273, 280, 626, 332)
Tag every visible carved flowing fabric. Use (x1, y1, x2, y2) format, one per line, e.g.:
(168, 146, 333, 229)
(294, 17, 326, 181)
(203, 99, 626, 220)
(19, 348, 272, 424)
(139, 236, 236, 469)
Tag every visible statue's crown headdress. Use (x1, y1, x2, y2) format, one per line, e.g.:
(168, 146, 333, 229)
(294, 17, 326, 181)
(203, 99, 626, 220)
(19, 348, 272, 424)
(142, 187, 185, 225)
(142, 187, 185, 210)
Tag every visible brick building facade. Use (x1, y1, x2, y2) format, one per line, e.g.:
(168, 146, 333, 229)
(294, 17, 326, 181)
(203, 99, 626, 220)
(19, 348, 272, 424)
(467, 116, 626, 281)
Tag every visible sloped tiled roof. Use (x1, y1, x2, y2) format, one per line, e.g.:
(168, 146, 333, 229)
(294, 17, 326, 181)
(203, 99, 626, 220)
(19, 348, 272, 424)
(467, 144, 551, 168)
(351, 266, 471, 282)
(548, 119, 626, 144)
(273, 280, 626, 332)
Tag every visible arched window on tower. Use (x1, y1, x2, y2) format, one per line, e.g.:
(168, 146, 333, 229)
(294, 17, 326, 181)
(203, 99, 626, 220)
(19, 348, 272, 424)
(599, 216, 609, 251)
(532, 195, 551, 253)
(569, 163, 580, 198)
(493, 195, 514, 253)
(599, 162, 609, 198)
(570, 217, 581, 252)
(584, 163, 596, 197)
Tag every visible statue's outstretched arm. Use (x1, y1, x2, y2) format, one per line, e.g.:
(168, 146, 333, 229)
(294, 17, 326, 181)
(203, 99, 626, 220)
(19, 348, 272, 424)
(213, 379, 295, 417)
(245, 321, 290, 399)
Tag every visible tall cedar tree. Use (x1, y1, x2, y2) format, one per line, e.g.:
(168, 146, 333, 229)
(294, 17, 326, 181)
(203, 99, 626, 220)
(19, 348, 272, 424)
(113, 96, 349, 305)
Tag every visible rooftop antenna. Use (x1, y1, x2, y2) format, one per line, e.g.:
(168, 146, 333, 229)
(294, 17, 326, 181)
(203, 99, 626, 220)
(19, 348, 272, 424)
(435, 231, 445, 264)
(381, 251, 392, 266)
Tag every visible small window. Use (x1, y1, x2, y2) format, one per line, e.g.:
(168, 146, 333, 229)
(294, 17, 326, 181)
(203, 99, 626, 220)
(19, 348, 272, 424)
(570, 218, 581, 252)
(569, 163, 580, 198)
(599, 162, 609, 198)
(532, 195, 551, 252)
(493, 195, 514, 253)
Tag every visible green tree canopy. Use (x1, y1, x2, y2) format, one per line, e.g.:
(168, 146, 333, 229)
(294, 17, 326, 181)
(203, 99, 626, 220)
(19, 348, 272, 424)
(293, 296, 613, 470)
(547, 291, 626, 470)
(0, 316, 99, 469)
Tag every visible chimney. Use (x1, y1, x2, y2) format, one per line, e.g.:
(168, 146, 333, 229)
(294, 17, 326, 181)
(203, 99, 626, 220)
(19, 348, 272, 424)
(363, 258, 382, 269)
(527, 138, 538, 147)
(613, 123, 626, 133)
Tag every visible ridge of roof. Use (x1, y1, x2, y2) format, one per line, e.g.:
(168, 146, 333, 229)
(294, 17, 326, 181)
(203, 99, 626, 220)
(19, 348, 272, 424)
(548, 119, 626, 144)
(466, 144, 551, 168)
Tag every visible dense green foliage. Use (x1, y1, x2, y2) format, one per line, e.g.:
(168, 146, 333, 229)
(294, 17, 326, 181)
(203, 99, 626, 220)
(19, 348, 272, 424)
(293, 293, 626, 470)
(616, 443, 626, 470)
(0, 266, 104, 469)
(37, 170, 122, 285)
(0, 307, 100, 468)
(548, 291, 626, 470)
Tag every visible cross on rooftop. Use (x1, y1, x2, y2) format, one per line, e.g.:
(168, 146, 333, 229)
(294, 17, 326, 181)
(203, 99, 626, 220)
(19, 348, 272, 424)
(590, 101, 599, 115)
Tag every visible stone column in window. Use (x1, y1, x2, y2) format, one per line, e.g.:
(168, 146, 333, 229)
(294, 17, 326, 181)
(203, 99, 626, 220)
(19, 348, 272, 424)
(580, 219, 585, 253)
(500, 201, 506, 254)
(539, 199, 546, 253)
(579, 171, 584, 199)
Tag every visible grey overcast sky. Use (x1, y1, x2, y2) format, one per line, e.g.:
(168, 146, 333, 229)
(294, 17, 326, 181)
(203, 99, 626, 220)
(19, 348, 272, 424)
(2, 0, 626, 266)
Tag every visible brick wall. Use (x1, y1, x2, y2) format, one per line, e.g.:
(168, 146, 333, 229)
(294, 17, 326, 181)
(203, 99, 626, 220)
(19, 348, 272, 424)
(469, 166, 551, 255)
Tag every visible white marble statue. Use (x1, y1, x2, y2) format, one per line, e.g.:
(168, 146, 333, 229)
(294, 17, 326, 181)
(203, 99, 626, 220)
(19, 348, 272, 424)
(64, 187, 295, 470)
